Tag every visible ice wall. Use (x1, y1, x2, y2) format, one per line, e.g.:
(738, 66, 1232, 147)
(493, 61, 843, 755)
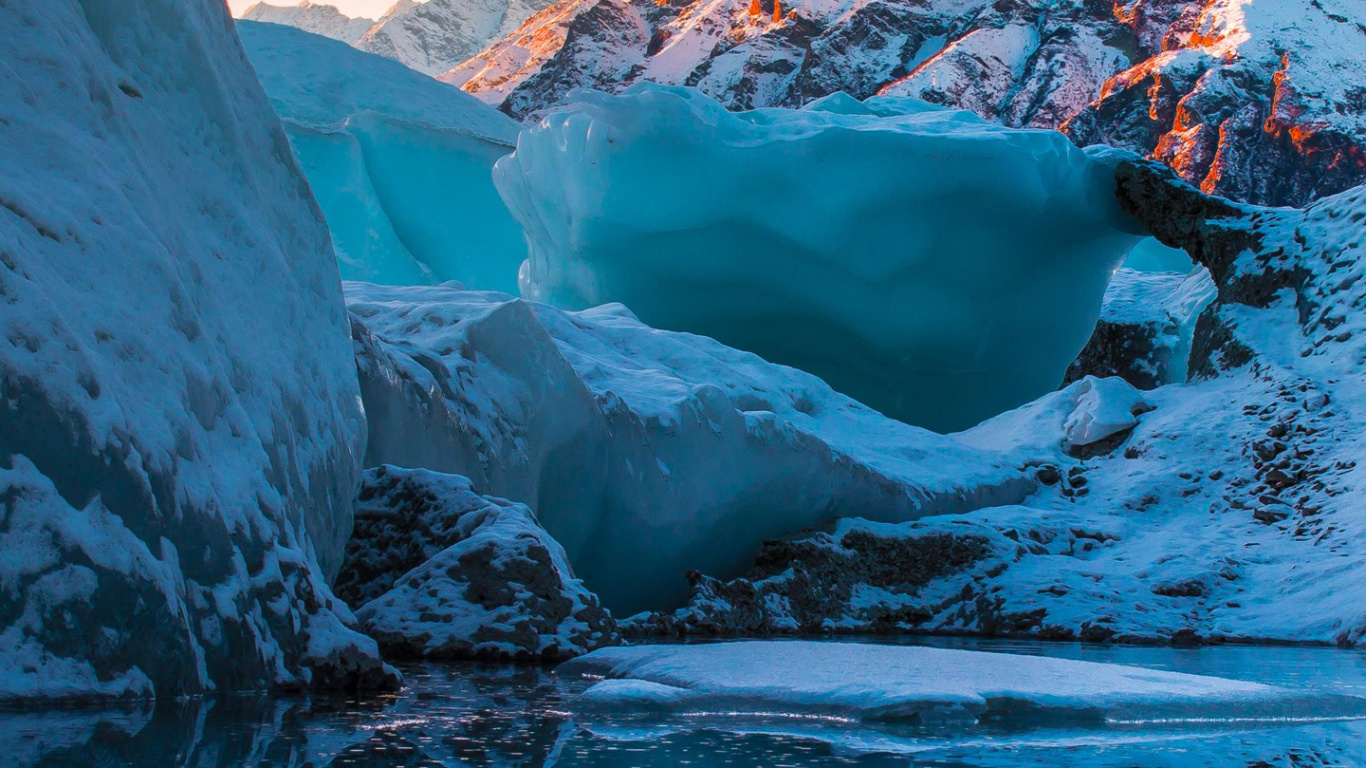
(347, 283, 1031, 615)
(495, 85, 1146, 430)
(0, 0, 393, 700)
(238, 21, 525, 291)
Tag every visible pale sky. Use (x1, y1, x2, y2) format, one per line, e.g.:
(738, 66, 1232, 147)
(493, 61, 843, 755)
(225, 0, 418, 20)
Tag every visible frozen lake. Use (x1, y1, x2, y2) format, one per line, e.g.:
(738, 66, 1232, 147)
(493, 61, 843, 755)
(6, 637, 1366, 767)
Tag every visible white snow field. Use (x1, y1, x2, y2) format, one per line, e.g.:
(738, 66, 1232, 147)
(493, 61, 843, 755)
(346, 282, 1033, 614)
(238, 21, 525, 290)
(562, 641, 1366, 725)
(0, 0, 394, 700)
(495, 84, 1146, 430)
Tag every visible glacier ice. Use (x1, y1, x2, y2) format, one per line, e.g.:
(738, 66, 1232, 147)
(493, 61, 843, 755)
(238, 20, 526, 291)
(336, 465, 618, 660)
(561, 641, 1366, 724)
(650, 164, 1366, 647)
(346, 282, 1032, 615)
(0, 0, 393, 700)
(1122, 237, 1196, 272)
(495, 84, 1146, 430)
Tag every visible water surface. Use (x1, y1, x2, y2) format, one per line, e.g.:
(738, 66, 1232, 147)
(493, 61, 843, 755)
(6, 637, 1366, 767)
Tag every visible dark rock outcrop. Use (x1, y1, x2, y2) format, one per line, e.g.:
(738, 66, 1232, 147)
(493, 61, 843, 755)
(338, 466, 618, 661)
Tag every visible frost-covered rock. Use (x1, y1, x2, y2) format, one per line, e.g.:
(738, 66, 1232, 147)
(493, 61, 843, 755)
(1064, 266, 1216, 389)
(335, 466, 617, 661)
(0, 0, 395, 700)
(347, 282, 1032, 615)
(561, 641, 1365, 724)
(495, 85, 1143, 430)
(451, 0, 1366, 206)
(241, 1, 375, 43)
(238, 21, 525, 290)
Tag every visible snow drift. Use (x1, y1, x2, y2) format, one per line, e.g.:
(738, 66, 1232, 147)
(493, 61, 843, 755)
(495, 85, 1145, 430)
(347, 282, 1031, 615)
(238, 21, 525, 290)
(0, 0, 393, 700)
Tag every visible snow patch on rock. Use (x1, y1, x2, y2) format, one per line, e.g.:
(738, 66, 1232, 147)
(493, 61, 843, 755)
(336, 466, 617, 661)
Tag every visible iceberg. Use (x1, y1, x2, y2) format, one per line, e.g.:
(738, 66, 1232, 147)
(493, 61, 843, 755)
(0, 0, 393, 700)
(494, 84, 1146, 430)
(347, 282, 1031, 615)
(238, 21, 526, 291)
(561, 641, 1366, 725)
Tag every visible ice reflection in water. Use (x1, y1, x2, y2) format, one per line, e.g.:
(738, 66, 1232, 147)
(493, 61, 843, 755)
(4, 639, 1366, 767)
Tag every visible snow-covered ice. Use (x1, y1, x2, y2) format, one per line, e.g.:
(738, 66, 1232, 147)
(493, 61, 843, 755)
(238, 20, 525, 290)
(0, 0, 394, 700)
(336, 465, 617, 660)
(495, 84, 1145, 430)
(562, 641, 1366, 725)
(347, 282, 1032, 614)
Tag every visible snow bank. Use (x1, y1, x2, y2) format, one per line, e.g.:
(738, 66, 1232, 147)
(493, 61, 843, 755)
(346, 282, 1031, 614)
(238, 21, 525, 290)
(562, 641, 1366, 725)
(336, 465, 617, 660)
(957, 375, 1152, 459)
(0, 0, 393, 700)
(495, 84, 1145, 430)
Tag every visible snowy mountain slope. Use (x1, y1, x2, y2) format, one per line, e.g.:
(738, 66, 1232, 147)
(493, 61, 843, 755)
(637, 165, 1366, 646)
(356, 0, 559, 76)
(242, 1, 375, 43)
(495, 85, 1143, 430)
(239, 0, 559, 78)
(346, 282, 1033, 615)
(448, 0, 1366, 206)
(238, 21, 525, 290)
(0, 0, 395, 701)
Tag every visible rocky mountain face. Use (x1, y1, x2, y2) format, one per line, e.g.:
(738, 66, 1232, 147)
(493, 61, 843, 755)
(242, 0, 557, 77)
(445, 0, 1366, 206)
(241, 1, 375, 43)
(629, 161, 1366, 646)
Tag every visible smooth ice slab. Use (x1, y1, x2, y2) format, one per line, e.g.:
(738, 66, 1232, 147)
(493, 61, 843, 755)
(561, 642, 1366, 726)
(495, 84, 1145, 430)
